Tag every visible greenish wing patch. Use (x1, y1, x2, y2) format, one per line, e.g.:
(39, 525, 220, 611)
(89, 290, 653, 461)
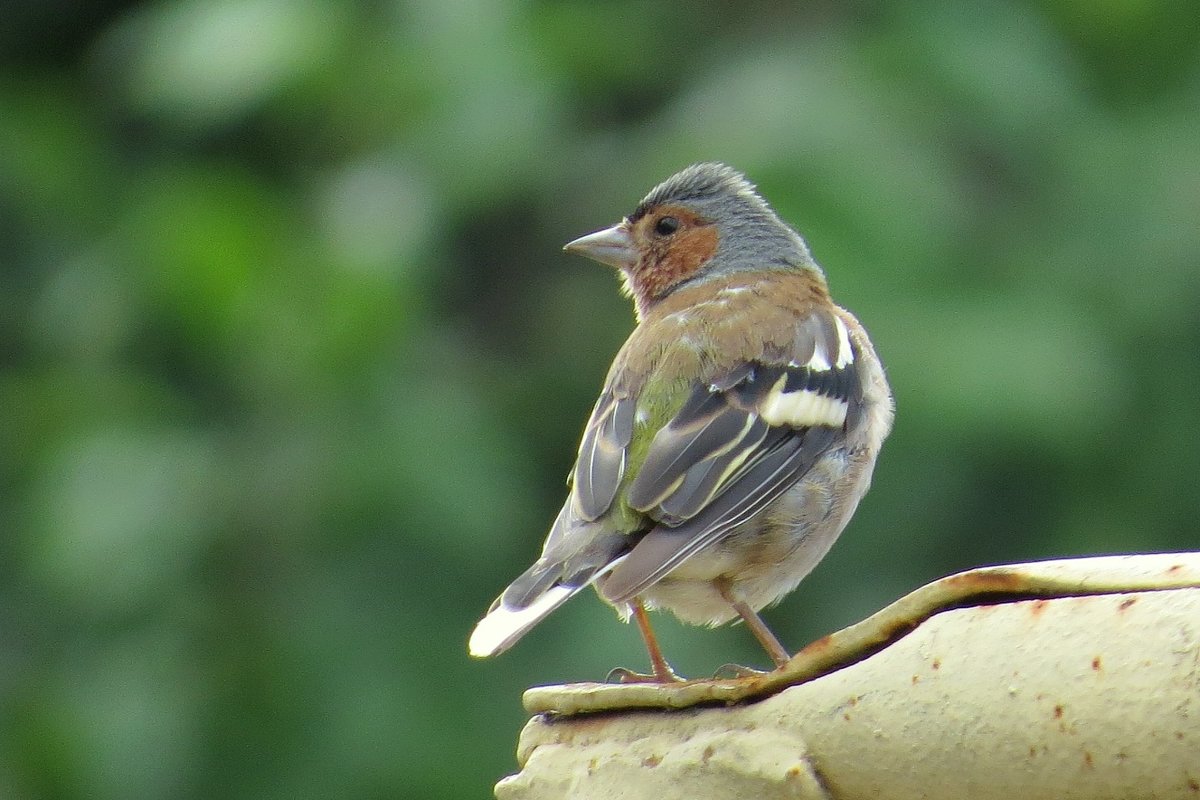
(626, 385, 770, 523)
(626, 361, 828, 525)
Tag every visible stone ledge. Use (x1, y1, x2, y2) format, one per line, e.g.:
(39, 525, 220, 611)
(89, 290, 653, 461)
(497, 552, 1200, 800)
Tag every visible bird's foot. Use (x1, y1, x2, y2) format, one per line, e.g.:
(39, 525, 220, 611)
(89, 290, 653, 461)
(712, 662, 770, 679)
(605, 666, 686, 684)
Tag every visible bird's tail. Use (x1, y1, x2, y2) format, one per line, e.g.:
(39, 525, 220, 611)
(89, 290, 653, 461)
(468, 511, 633, 659)
(468, 554, 626, 658)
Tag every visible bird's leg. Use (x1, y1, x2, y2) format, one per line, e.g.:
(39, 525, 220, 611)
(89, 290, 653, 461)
(608, 598, 683, 683)
(716, 579, 791, 669)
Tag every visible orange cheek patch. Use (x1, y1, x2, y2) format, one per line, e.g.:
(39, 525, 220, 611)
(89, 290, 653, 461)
(637, 226, 720, 300)
(672, 227, 720, 278)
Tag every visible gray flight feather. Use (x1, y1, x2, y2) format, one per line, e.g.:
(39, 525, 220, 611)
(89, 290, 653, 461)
(573, 390, 636, 520)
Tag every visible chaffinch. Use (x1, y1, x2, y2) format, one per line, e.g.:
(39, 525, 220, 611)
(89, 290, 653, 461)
(469, 163, 893, 681)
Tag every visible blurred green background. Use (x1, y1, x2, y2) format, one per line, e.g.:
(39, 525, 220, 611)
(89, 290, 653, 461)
(2, 0, 1198, 796)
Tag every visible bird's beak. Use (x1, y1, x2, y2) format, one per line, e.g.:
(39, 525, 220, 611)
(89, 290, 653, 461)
(563, 223, 636, 270)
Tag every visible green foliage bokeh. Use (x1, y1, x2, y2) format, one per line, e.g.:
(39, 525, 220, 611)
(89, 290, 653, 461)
(2, 0, 1198, 797)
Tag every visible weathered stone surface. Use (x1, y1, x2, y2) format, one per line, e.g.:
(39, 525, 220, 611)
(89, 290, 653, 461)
(497, 553, 1200, 800)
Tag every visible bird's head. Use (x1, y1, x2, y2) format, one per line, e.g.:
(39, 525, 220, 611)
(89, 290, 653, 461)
(564, 163, 817, 317)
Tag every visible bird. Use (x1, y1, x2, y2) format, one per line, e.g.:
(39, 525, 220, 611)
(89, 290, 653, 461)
(468, 163, 893, 681)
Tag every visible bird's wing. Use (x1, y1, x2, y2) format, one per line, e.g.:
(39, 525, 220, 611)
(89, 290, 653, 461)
(599, 307, 863, 605)
(572, 387, 637, 521)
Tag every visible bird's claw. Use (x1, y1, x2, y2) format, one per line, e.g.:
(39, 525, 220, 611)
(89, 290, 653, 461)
(605, 666, 686, 684)
(712, 662, 769, 679)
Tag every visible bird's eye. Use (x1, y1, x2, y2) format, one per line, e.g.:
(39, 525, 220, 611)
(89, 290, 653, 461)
(654, 216, 679, 236)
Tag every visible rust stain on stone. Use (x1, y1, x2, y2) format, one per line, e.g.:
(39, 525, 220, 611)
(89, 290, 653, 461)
(943, 571, 1027, 594)
(642, 755, 662, 768)
(1092, 656, 1102, 671)
(881, 619, 918, 640)
(1118, 597, 1138, 612)
(797, 634, 834, 655)
(1053, 705, 1064, 719)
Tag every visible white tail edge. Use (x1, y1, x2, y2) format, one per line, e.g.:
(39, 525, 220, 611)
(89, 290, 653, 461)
(469, 555, 627, 658)
(468, 584, 581, 658)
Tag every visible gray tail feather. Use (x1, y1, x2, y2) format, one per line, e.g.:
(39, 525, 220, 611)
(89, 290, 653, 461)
(501, 560, 567, 610)
(469, 549, 629, 658)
